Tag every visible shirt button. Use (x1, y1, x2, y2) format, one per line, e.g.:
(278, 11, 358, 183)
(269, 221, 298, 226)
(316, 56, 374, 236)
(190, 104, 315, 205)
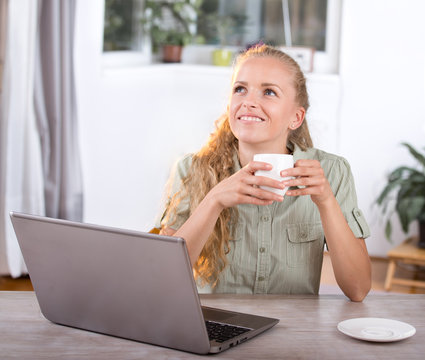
(261, 215, 270, 222)
(258, 276, 265, 281)
(259, 247, 266, 253)
(300, 232, 307, 239)
(355, 210, 361, 217)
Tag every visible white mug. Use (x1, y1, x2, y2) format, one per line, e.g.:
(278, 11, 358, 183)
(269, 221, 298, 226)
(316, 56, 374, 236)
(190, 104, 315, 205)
(253, 153, 294, 196)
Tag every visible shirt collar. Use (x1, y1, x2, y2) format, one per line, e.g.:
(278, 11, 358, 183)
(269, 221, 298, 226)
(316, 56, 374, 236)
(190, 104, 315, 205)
(232, 142, 307, 171)
(233, 151, 242, 172)
(288, 142, 307, 162)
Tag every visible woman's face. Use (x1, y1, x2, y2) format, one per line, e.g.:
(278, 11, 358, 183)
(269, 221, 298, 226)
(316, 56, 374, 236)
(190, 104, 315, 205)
(229, 56, 305, 154)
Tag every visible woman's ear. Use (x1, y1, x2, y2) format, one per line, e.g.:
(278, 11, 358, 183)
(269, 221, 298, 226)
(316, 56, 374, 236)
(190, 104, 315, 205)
(290, 107, 305, 130)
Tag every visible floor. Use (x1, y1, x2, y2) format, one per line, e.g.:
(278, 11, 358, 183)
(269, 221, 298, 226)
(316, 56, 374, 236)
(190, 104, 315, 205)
(1, 253, 424, 294)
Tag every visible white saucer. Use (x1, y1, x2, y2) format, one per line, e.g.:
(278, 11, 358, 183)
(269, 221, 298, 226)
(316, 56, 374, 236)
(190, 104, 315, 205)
(337, 318, 416, 342)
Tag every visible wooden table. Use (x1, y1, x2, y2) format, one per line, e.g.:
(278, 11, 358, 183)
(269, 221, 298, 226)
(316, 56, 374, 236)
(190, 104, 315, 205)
(0, 292, 423, 359)
(385, 237, 425, 291)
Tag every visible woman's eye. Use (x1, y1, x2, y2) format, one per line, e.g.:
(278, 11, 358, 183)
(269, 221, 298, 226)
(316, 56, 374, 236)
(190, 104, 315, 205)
(265, 88, 276, 96)
(234, 86, 246, 94)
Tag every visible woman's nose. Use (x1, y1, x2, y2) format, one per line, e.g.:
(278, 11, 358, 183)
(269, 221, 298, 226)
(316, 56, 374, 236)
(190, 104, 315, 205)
(242, 94, 258, 108)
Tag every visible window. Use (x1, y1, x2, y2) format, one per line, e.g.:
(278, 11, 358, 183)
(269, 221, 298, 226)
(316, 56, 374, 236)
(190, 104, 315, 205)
(102, 0, 152, 67)
(198, 0, 327, 50)
(103, 0, 341, 73)
(103, 0, 144, 52)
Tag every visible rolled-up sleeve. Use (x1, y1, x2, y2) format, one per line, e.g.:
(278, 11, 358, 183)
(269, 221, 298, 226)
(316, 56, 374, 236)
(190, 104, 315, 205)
(330, 158, 371, 239)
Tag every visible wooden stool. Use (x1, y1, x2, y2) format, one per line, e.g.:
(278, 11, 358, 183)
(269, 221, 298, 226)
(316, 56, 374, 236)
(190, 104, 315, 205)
(384, 236, 425, 291)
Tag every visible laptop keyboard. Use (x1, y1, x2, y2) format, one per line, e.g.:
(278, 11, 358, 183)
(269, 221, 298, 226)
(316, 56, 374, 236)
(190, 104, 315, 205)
(205, 320, 251, 343)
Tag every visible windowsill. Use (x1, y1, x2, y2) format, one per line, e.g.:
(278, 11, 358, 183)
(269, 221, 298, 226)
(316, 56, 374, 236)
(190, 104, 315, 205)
(102, 61, 340, 84)
(102, 60, 232, 77)
(102, 43, 340, 77)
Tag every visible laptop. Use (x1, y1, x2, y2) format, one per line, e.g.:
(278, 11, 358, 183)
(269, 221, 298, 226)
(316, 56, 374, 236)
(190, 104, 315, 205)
(10, 212, 279, 354)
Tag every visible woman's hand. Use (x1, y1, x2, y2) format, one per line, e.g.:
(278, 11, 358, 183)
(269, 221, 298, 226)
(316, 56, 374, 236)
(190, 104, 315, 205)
(173, 160, 284, 265)
(280, 159, 334, 207)
(207, 161, 285, 210)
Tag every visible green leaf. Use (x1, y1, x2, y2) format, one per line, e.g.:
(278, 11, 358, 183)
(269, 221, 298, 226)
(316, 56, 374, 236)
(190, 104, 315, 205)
(396, 200, 408, 232)
(388, 166, 423, 182)
(376, 177, 406, 205)
(385, 220, 393, 242)
(406, 197, 425, 222)
(395, 186, 411, 232)
(387, 167, 407, 182)
(396, 196, 425, 233)
(402, 142, 425, 168)
(408, 173, 425, 186)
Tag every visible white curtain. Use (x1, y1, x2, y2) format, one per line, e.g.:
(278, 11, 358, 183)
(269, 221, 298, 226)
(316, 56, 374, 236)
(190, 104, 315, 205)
(0, 0, 82, 277)
(34, 0, 83, 221)
(0, 0, 45, 276)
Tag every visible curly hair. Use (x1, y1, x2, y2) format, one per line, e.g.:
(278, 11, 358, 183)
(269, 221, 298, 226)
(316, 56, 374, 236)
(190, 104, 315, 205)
(163, 45, 313, 287)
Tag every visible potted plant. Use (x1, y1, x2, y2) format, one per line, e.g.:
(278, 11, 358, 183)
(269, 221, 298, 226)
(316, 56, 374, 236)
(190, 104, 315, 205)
(376, 142, 425, 248)
(142, 0, 204, 63)
(210, 15, 235, 66)
(202, 12, 246, 67)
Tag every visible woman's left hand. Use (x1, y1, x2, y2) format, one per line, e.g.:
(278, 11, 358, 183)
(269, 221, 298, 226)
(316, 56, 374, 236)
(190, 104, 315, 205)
(280, 159, 333, 207)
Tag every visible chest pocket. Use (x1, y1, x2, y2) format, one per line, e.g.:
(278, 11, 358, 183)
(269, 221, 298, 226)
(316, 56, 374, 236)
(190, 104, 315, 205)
(286, 223, 325, 268)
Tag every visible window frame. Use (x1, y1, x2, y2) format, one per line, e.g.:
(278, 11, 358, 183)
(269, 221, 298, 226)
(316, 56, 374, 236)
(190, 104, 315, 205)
(312, 0, 341, 74)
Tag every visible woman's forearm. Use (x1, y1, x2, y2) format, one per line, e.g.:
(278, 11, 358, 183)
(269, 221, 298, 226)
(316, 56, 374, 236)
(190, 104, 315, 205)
(163, 161, 283, 265)
(317, 196, 371, 301)
(173, 192, 223, 265)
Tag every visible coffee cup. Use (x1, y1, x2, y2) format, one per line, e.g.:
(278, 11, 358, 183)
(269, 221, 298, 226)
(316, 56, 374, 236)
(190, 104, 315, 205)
(253, 153, 294, 196)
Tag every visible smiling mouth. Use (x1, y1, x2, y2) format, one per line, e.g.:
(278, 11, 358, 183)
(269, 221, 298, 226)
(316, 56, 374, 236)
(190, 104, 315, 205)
(238, 115, 265, 122)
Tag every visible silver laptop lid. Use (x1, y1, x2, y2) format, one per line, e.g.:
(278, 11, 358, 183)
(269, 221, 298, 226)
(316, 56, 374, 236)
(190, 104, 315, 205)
(10, 212, 211, 354)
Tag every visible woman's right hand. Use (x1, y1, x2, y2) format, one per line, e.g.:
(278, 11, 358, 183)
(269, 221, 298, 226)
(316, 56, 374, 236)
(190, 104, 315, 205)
(206, 161, 285, 210)
(168, 161, 284, 265)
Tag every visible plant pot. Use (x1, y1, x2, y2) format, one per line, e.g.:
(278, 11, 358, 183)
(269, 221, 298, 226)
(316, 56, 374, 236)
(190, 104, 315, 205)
(419, 220, 425, 249)
(212, 49, 233, 66)
(162, 45, 183, 63)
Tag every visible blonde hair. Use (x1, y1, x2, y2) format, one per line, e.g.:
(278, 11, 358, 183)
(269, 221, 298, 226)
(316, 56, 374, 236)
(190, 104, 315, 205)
(164, 45, 313, 286)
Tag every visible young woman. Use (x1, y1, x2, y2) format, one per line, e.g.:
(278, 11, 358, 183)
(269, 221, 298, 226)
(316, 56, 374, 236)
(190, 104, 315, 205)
(156, 45, 371, 301)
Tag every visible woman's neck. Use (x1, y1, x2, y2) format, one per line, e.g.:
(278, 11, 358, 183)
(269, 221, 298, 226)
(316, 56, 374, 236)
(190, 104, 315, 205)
(238, 143, 290, 167)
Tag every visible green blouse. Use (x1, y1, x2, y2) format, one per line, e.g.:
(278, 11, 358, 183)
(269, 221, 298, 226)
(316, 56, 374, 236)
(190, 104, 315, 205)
(156, 144, 370, 295)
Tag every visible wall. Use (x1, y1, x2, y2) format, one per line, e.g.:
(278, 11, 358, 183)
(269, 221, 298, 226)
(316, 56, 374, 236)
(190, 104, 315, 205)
(338, 0, 425, 255)
(75, 0, 425, 256)
(75, 1, 234, 231)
